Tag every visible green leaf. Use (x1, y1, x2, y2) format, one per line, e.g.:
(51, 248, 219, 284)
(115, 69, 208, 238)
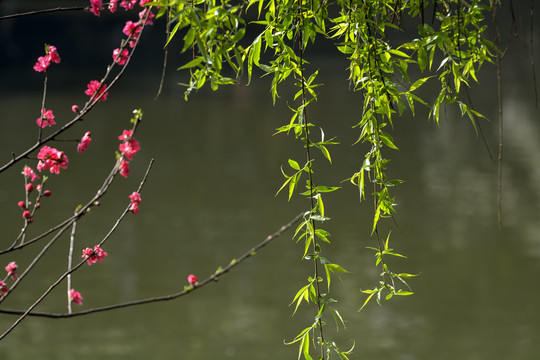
(409, 76, 431, 92)
(397, 272, 419, 278)
(331, 308, 346, 330)
(379, 131, 399, 150)
(252, 34, 262, 66)
(315, 228, 330, 243)
(418, 46, 427, 71)
(314, 185, 340, 193)
(288, 159, 301, 171)
(394, 290, 414, 296)
(182, 27, 196, 52)
(358, 290, 376, 311)
(179, 57, 203, 69)
(389, 49, 410, 58)
(301, 332, 313, 360)
(290, 284, 311, 314)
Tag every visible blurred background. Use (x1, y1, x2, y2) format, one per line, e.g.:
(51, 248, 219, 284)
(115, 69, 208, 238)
(1, 1, 540, 359)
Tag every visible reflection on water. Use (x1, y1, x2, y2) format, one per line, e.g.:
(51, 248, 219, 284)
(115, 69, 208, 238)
(1, 40, 540, 360)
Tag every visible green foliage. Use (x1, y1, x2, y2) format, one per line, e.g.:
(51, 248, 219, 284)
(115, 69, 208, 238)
(152, 0, 246, 98)
(154, 0, 497, 358)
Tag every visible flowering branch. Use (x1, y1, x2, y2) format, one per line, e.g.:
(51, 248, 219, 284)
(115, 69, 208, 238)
(0, 7, 152, 175)
(0, 211, 306, 319)
(0, 158, 155, 339)
(0, 119, 143, 312)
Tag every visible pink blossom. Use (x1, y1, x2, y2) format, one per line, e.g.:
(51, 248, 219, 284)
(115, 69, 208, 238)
(120, 0, 137, 10)
(23, 166, 39, 182)
(82, 245, 108, 265)
(5, 262, 18, 280)
(109, 0, 118, 12)
(85, 80, 109, 101)
(188, 274, 198, 285)
(89, 0, 103, 16)
(47, 45, 61, 64)
(17, 201, 25, 208)
(33, 45, 61, 72)
(119, 158, 130, 178)
(77, 131, 92, 153)
(118, 129, 140, 160)
(129, 192, 141, 214)
(122, 20, 142, 47)
(139, 0, 152, 6)
(69, 289, 83, 305)
(139, 8, 155, 25)
(33, 56, 49, 72)
(43, 190, 52, 197)
(118, 129, 134, 141)
(36, 109, 56, 128)
(71, 105, 80, 113)
(22, 210, 31, 219)
(119, 138, 140, 160)
(25, 183, 34, 193)
(0, 281, 7, 299)
(37, 146, 69, 174)
(36, 184, 42, 192)
(113, 48, 129, 65)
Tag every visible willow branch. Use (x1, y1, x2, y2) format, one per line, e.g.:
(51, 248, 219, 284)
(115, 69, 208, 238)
(492, 4, 503, 230)
(297, 1, 325, 357)
(155, 9, 171, 100)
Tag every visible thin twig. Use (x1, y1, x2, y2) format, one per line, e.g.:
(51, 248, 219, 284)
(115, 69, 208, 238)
(0, 7, 85, 21)
(529, 0, 537, 108)
(492, 4, 504, 229)
(0, 212, 306, 319)
(67, 210, 77, 314)
(155, 9, 172, 100)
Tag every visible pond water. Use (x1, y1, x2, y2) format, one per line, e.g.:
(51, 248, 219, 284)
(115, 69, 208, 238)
(1, 4, 540, 360)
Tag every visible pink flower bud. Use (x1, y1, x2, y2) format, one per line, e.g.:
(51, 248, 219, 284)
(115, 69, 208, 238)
(72, 105, 80, 113)
(43, 190, 52, 197)
(25, 183, 34, 193)
(17, 201, 25, 208)
(77, 131, 92, 153)
(22, 210, 31, 219)
(5, 261, 18, 280)
(188, 274, 198, 285)
(0, 281, 8, 298)
(69, 289, 83, 305)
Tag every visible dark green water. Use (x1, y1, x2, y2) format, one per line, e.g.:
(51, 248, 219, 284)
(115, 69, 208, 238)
(1, 4, 540, 359)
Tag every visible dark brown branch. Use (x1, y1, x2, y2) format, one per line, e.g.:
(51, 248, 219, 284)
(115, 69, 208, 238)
(0, 7, 85, 21)
(155, 9, 171, 100)
(492, 4, 504, 229)
(0, 211, 306, 319)
(529, 0, 537, 108)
